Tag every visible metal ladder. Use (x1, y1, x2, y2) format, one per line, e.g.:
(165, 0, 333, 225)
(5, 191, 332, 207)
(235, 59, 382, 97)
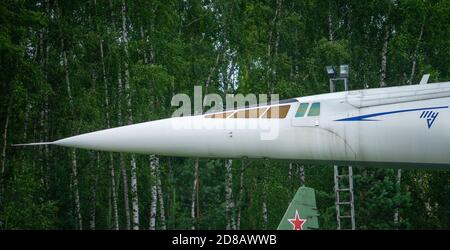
(328, 67, 355, 230)
(334, 165, 356, 230)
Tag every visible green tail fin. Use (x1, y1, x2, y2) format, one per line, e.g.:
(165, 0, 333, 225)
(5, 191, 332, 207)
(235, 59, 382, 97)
(277, 186, 319, 230)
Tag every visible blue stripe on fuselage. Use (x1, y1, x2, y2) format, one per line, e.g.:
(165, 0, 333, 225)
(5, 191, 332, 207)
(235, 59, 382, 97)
(334, 106, 449, 122)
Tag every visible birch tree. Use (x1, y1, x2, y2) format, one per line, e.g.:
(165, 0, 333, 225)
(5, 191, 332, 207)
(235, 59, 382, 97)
(121, 0, 139, 230)
(149, 155, 158, 230)
(191, 158, 199, 229)
(61, 34, 83, 230)
(0, 106, 10, 200)
(225, 159, 236, 230)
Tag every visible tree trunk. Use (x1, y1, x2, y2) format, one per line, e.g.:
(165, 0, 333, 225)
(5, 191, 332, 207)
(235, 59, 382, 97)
(380, 24, 389, 88)
(43, 93, 50, 190)
(38, 103, 48, 189)
(90, 153, 100, 230)
(121, 0, 139, 230)
(130, 157, 139, 230)
(1, 106, 10, 199)
(328, 0, 334, 41)
(99, 40, 119, 230)
(107, 176, 112, 229)
(394, 169, 402, 226)
(266, 0, 282, 94)
(62, 35, 83, 230)
(156, 161, 166, 229)
(120, 154, 130, 229)
(299, 165, 305, 186)
(115, 42, 131, 230)
(288, 162, 293, 181)
(121, 0, 132, 124)
(38, 26, 50, 191)
(262, 161, 269, 230)
(149, 155, 158, 230)
(236, 160, 246, 230)
(205, 53, 221, 95)
(139, 25, 149, 64)
(262, 201, 268, 230)
(71, 149, 83, 230)
(407, 17, 426, 85)
(100, 41, 112, 129)
(110, 153, 119, 230)
(191, 158, 199, 229)
(225, 159, 236, 230)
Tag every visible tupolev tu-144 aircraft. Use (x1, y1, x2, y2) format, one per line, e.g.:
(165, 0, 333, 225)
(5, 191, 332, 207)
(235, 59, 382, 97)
(15, 76, 450, 169)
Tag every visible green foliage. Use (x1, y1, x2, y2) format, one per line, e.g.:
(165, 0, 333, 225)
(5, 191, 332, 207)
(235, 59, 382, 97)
(0, 0, 449, 230)
(1, 166, 57, 229)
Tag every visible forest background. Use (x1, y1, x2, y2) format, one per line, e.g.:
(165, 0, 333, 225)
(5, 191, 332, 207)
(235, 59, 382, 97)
(0, 0, 449, 229)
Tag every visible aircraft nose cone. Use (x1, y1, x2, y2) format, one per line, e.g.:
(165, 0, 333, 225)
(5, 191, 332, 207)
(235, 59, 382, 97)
(54, 119, 170, 153)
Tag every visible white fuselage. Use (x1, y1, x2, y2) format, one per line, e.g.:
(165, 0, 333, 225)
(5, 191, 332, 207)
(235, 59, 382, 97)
(50, 81, 450, 169)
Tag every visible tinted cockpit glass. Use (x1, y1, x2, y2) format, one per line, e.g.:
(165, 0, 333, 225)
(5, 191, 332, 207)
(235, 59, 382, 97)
(295, 103, 309, 117)
(261, 105, 291, 119)
(307, 102, 320, 116)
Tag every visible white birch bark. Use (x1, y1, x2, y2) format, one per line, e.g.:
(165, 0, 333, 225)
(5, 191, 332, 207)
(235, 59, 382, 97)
(115, 42, 131, 230)
(139, 25, 149, 64)
(380, 24, 390, 88)
(262, 201, 268, 230)
(156, 161, 166, 229)
(191, 158, 199, 229)
(225, 159, 236, 230)
(71, 148, 82, 230)
(149, 155, 158, 230)
(120, 154, 130, 229)
(236, 160, 246, 230)
(38, 28, 49, 190)
(38, 103, 46, 188)
(407, 17, 425, 85)
(299, 165, 305, 186)
(99, 40, 119, 230)
(130, 157, 139, 230)
(328, 0, 334, 41)
(262, 161, 269, 230)
(62, 36, 83, 230)
(121, 0, 132, 124)
(109, 153, 119, 230)
(90, 153, 100, 230)
(121, 0, 139, 230)
(112, 1, 131, 229)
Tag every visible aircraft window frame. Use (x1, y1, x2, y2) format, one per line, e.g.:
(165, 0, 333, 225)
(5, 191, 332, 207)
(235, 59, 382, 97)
(307, 102, 320, 117)
(295, 103, 310, 118)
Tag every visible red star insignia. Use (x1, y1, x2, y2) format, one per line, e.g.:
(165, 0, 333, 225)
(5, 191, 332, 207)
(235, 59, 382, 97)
(288, 210, 307, 230)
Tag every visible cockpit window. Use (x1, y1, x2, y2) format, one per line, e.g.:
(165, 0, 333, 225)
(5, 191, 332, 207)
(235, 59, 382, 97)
(307, 102, 320, 116)
(204, 111, 234, 119)
(261, 105, 291, 119)
(232, 107, 268, 118)
(205, 105, 291, 119)
(295, 103, 309, 117)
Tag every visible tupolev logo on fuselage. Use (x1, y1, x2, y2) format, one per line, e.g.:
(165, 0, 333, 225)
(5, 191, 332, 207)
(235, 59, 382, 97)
(335, 106, 448, 129)
(420, 110, 439, 129)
